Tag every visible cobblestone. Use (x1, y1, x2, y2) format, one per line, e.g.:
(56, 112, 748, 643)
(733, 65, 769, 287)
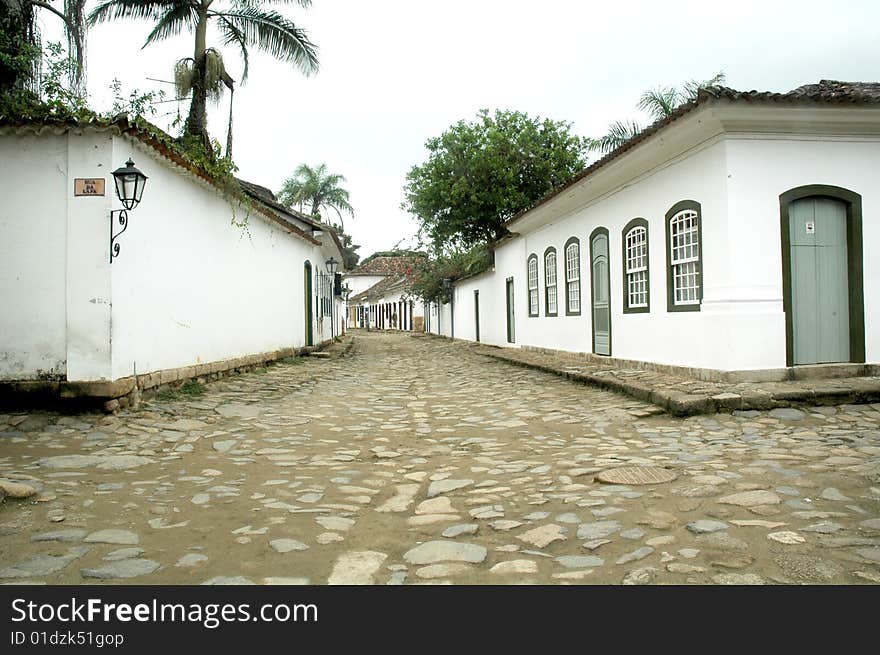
(0, 332, 878, 584)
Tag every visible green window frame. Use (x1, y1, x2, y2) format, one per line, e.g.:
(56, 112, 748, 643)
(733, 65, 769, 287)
(563, 237, 581, 316)
(544, 247, 558, 317)
(665, 200, 703, 312)
(622, 218, 650, 313)
(527, 253, 539, 317)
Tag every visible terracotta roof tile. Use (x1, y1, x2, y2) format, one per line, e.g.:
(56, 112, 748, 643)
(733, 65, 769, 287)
(505, 80, 880, 228)
(347, 255, 426, 277)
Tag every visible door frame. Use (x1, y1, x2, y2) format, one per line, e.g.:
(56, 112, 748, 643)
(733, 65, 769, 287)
(506, 277, 515, 344)
(589, 227, 612, 356)
(304, 261, 314, 346)
(779, 184, 865, 366)
(474, 289, 480, 342)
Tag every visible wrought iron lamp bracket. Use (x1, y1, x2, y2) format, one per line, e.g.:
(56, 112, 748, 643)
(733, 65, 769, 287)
(109, 209, 129, 263)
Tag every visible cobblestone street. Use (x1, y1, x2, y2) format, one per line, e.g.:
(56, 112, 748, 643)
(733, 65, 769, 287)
(1, 332, 879, 585)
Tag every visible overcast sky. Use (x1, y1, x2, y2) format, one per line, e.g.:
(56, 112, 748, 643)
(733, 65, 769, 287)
(40, 0, 880, 260)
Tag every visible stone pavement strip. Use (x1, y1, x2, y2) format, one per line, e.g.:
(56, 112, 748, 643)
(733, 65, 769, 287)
(471, 341, 880, 416)
(0, 331, 879, 585)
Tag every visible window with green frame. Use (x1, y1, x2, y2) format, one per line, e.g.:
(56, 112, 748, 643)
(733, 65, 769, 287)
(622, 218, 650, 313)
(544, 247, 558, 316)
(665, 200, 703, 312)
(527, 254, 539, 317)
(564, 237, 581, 316)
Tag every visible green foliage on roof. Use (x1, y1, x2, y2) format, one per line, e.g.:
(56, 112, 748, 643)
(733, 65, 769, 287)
(409, 243, 493, 303)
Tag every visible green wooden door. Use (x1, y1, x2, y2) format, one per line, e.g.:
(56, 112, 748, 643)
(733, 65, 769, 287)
(789, 197, 849, 364)
(591, 231, 611, 355)
(506, 278, 515, 343)
(474, 290, 480, 343)
(304, 262, 314, 346)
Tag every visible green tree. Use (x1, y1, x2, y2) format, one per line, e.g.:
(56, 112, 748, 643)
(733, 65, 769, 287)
(1, 0, 87, 97)
(1, 1, 39, 95)
(337, 230, 361, 269)
(410, 244, 491, 303)
(88, 0, 319, 149)
(278, 163, 354, 230)
(589, 72, 726, 154)
(403, 109, 590, 252)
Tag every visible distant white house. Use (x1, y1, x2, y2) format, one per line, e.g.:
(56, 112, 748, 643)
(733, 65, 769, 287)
(344, 254, 426, 331)
(0, 115, 345, 407)
(440, 81, 880, 381)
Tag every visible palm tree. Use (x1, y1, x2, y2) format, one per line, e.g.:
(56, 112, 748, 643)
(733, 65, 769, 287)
(638, 72, 726, 121)
(589, 72, 726, 154)
(278, 163, 354, 230)
(88, 0, 319, 148)
(2, 0, 87, 96)
(586, 119, 643, 156)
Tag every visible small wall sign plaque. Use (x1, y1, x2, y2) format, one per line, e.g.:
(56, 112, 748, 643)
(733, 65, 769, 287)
(74, 178, 105, 196)
(805, 221, 816, 234)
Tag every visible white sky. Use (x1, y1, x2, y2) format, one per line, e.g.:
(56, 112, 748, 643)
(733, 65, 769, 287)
(39, 0, 880, 259)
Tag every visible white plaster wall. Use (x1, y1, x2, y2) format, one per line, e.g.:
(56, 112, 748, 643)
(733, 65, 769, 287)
(437, 300, 451, 337)
(344, 275, 384, 296)
(0, 133, 70, 380)
(450, 140, 736, 369)
(450, 134, 879, 371)
(452, 270, 507, 346)
(66, 133, 115, 380)
(110, 135, 319, 379)
(422, 300, 447, 336)
(725, 135, 880, 366)
(514, 139, 730, 368)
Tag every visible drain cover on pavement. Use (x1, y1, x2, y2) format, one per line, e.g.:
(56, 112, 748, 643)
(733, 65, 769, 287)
(596, 466, 677, 485)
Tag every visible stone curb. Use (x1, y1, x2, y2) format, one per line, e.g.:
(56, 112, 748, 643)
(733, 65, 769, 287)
(475, 347, 880, 416)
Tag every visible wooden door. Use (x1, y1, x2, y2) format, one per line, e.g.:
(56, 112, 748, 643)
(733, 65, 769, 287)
(591, 230, 611, 355)
(789, 197, 849, 364)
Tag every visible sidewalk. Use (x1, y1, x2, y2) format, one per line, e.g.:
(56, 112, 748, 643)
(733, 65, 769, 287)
(472, 344, 880, 416)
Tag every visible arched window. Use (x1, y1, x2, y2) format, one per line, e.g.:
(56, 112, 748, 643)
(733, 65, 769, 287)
(665, 201, 702, 311)
(564, 237, 581, 315)
(544, 247, 558, 316)
(622, 218, 649, 313)
(527, 254, 539, 317)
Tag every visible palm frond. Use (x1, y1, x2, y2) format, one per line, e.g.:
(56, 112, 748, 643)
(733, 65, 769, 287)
(143, 1, 199, 45)
(637, 86, 681, 121)
(682, 71, 726, 100)
(587, 119, 644, 154)
(211, 6, 318, 75)
(232, 0, 312, 6)
(217, 16, 251, 80)
(324, 189, 354, 215)
(88, 0, 190, 26)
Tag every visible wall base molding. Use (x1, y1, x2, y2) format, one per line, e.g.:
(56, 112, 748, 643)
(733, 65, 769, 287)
(519, 345, 879, 383)
(0, 341, 332, 411)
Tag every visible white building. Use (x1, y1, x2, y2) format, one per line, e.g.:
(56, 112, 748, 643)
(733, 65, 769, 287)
(0, 115, 345, 406)
(344, 254, 426, 331)
(442, 81, 879, 381)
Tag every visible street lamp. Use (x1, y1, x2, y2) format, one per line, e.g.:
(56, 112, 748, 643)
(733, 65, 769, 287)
(342, 284, 350, 334)
(109, 158, 148, 262)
